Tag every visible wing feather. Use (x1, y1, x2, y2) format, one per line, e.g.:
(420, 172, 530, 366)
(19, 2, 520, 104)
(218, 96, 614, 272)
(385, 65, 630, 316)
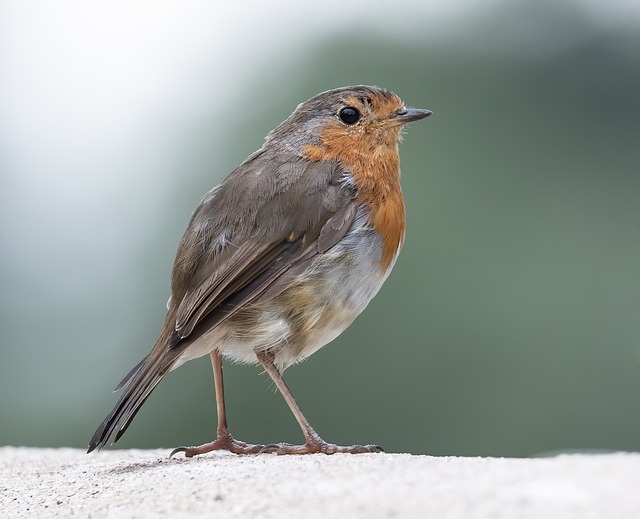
(171, 153, 356, 345)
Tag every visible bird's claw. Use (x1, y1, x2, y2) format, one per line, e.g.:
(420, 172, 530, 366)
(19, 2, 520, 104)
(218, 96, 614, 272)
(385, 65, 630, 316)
(168, 446, 189, 459)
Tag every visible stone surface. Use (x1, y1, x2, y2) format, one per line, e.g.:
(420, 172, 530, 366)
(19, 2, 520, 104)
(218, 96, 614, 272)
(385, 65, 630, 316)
(1, 447, 638, 518)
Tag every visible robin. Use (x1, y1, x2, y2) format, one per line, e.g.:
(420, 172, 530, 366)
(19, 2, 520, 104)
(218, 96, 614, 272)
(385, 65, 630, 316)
(88, 85, 431, 456)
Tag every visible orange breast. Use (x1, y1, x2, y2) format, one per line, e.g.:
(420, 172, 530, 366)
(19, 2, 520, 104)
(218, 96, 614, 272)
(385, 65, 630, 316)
(302, 127, 405, 271)
(371, 188, 405, 270)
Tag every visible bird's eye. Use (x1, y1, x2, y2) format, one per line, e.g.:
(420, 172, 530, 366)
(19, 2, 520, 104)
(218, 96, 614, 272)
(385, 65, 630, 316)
(338, 106, 360, 125)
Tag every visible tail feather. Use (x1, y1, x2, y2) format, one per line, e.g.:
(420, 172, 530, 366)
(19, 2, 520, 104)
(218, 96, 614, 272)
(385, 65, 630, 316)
(87, 351, 179, 453)
(113, 355, 148, 392)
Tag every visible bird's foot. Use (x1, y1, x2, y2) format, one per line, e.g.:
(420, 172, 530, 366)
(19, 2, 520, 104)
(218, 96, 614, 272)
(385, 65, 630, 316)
(257, 439, 383, 455)
(170, 433, 383, 457)
(169, 433, 267, 458)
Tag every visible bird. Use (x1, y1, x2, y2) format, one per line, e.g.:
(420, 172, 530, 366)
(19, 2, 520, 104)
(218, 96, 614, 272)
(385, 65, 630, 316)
(87, 85, 431, 456)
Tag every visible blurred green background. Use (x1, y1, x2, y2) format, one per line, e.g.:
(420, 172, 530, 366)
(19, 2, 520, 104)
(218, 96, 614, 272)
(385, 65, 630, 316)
(1, 1, 637, 457)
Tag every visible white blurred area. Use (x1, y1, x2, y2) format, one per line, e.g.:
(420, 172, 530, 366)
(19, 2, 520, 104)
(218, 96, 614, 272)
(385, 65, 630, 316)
(0, 0, 635, 445)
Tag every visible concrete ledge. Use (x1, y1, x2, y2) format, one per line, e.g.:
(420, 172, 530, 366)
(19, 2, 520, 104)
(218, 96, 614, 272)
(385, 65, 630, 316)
(1, 447, 638, 518)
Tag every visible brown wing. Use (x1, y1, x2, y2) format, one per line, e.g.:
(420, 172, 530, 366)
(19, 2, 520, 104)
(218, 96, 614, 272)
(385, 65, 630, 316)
(170, 150, 356, 346)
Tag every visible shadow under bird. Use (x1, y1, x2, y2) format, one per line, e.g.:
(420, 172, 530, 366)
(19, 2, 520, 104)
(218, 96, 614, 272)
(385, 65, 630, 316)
(88, 85, 431, 456)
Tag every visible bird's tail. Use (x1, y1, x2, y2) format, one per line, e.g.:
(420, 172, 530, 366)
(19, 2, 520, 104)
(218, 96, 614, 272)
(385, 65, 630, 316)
(87, 328, 181, 453)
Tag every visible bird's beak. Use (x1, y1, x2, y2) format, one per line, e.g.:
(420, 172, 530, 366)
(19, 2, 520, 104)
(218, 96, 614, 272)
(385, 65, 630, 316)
(393, 108, 432, 123)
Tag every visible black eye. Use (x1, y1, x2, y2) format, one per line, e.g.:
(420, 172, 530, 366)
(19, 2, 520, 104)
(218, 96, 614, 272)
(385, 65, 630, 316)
(338, 106, 360, 125)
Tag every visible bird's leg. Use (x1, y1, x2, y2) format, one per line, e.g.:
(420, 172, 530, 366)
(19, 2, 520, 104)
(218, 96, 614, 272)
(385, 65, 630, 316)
(211, 348, 230, 439)
(169, 350, 266, 457)
(255, 350, 383, 455)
